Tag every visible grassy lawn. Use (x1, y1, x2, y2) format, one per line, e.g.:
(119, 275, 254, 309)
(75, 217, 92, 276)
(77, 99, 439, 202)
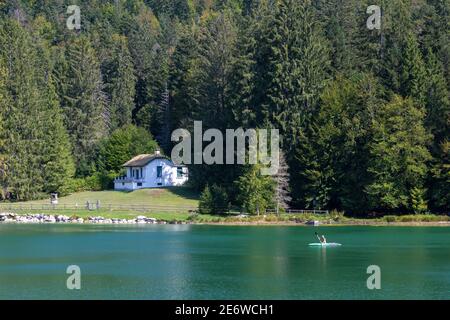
(0, 187, 199, 221)
(19, 187, 199, 207)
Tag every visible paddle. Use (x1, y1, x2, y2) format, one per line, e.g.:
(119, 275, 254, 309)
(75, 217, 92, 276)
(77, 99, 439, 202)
(315, 232, 321, 242)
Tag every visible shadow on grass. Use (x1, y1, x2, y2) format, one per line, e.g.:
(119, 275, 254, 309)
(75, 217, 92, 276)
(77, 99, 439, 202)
(163, 187, 199, 201)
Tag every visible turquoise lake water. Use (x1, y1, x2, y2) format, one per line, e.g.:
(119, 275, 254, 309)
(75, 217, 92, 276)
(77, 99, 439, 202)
(0, 224, 449, 299)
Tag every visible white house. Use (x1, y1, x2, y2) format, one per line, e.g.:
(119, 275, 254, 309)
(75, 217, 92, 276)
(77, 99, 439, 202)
(114, 151, 188, 191)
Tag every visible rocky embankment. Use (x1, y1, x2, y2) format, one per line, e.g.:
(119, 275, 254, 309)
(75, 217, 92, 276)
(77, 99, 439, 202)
(0, 213, 176, 224)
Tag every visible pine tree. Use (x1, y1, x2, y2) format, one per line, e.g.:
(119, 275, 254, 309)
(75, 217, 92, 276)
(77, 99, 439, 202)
(0, 59, 7, 199)
(168, 24, 198, 131)
(0, 19, 46, 200)
(188, 10, 238, 129)
(235, 164, 275, 215)
(423, 49, 449, 212)
(314, 0, 361, 74)
(400, 33, 427, 105)
(424, 48, 449, 150)
(0, 18, 76, 200)
(40, 78, 76, 195)
(128, 5, 168, 134)
(410, 187, 428, 214)
(198, 184, 214, 214)
(57, 36, 108, 176)
(103, 34, 136, 131)
(155, 84, 171, 153)
(260, 0, 330, 149)
(378, 0, 415, 93)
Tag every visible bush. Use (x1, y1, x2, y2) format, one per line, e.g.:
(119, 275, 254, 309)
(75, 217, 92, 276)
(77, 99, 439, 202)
(410, 187, 428, 214)
(383, 214, 449, 223)
(329, 210, 345, 221)
(198, 184, 230, 215)
(199, 185, 214, 214)
(65, 172, 116, 193)
(383, 215, 398, 222)
(97, 124, 159, 173)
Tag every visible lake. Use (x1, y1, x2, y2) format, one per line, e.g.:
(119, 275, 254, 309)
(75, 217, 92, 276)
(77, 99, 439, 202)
(0, 224, 449, 299)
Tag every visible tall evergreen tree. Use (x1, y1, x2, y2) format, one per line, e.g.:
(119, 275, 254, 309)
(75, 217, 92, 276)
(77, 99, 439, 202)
(103, 34, 136, 131)
(400, 32, 427, 105)
(0, 19, 47, 200)
(0, 59, 8, 199)
(235, 163, 275, 215)
(56, 36, 108, 176)
(128, 5, 168, 135)
(0, 19, 75, 200)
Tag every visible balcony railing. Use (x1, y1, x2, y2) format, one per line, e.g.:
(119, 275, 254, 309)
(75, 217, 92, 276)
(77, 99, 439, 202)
(114, 176, 145, 183)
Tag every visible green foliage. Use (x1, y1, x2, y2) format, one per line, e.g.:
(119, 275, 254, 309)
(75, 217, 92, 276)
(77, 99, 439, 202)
(97, 125, 159, 173)
(235, 164, 275, 215)
(102, 34, 136, 131)
(366, 96, 431, 211)
(56, 36, 108, 176)
(198, 184, 214, 214)
(0, 18, 74, 200)
(198, 184, 230, 215)
(0, 0, 447, 213)
(410, 187, 428, 214)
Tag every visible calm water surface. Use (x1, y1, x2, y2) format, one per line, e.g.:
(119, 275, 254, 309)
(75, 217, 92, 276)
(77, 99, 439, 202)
(0, 224, 449, 299)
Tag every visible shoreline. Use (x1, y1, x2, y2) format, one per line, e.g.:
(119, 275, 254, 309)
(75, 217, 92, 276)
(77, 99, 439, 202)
(198, 221, 450, 227)
(1, 212, 449, 227)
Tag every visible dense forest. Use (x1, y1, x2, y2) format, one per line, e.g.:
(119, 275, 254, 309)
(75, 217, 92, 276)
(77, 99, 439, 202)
(0, 0, 448, 215)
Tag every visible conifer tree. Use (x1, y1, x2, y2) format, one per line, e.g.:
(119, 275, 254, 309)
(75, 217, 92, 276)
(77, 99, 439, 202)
(0, 18, 76, 199)
(0, 59, 7, 199)
(235, 164, 275, 215)
(400, 33, 427, 105)
(57, 36, 108, 176)
(103, 34, 136, 131)
(128, 5, 168, 134)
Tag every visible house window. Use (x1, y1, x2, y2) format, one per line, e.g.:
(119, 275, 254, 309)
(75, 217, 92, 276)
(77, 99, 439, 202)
(177, 167, 183, 178)
(137, 182, 142, 187)
(157, 166, 162, 178)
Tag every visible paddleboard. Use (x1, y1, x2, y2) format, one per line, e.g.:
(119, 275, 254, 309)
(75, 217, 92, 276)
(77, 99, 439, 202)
(308, 242, 342, 247)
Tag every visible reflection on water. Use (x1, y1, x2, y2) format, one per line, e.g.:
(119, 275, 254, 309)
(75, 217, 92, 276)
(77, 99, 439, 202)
(0, 224, 449, 299)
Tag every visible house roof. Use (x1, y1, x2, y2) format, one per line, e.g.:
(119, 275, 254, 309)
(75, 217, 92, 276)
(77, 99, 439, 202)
(122, 153, 168, 167)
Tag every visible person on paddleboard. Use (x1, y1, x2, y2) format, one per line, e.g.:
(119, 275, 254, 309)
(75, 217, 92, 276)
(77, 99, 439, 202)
(315, 232, 327, 244)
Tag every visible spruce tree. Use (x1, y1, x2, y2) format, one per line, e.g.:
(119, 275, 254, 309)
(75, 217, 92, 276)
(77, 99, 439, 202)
(235, 164, 275, 215)
(0, 59, 7, 199)
(103, 34, 136, 131)
(0, 19, 46, 200)
(57, 36, 108, 176)
(128, 5, 168, 134)
(400, 33, 427, 105)
(0, 18, 76, 199)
